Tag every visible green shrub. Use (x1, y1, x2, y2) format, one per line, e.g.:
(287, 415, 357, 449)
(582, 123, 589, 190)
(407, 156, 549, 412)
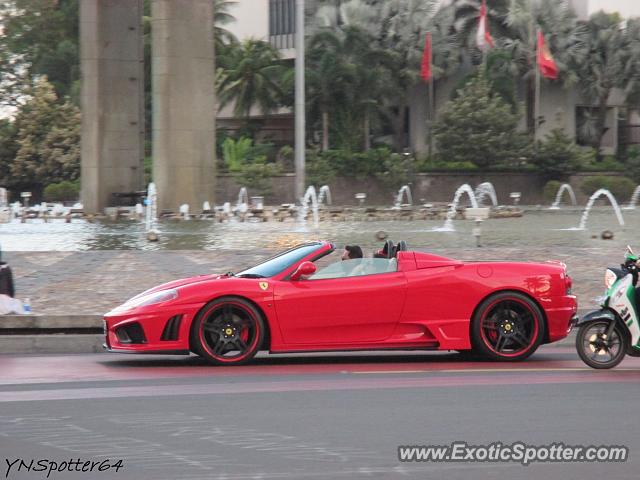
(43, 180, 80, 202)
(418, 158, 478, 171)
(580, 153, 625, 172)
(144, 156, 152, 184)
(373, 151, 414, 190)
(624, 146, 640, 182)
(433, 75, 530, 168)
(579, 176, 636, 200)
(533, 129, 585, 177)
(317, 147, 393, 180)
(543, 180, 563, 202)
(222, 137, 253, 172)
(305, 150, 336, 186)
(232, 156, 281, 196)
(277, 145, 294, 170)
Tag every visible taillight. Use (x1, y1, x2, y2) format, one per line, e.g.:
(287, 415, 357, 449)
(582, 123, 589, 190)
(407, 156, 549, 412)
(565, 273, 573, 295)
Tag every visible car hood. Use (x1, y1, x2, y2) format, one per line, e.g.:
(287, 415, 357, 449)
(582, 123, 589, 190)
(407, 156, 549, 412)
(131, 273, 227, 299)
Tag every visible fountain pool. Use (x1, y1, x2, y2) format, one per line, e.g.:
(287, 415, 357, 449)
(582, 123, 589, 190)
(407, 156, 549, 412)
(0, 207, 636, 252)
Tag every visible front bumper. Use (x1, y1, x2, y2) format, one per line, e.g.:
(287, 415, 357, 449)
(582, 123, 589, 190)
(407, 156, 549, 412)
(103, 303, 202, 354)
(103, 344, 190, 355)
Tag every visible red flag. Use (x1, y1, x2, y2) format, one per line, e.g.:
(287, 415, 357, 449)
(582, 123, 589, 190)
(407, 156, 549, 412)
(421, 32, 432, 82)
(476, 0, 494, 49)
(537, 31, 558, 79)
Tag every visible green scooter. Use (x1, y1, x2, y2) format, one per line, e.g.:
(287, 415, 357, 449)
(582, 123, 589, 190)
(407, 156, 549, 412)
(576, 246, 640, 369)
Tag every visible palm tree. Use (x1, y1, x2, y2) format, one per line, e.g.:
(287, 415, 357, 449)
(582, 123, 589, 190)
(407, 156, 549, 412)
(573, 12, 640, 156)
(311, 0, 456, 151)
(306, 30, 357, 151)
(214, 0, 238, 50)
(450, 0, 512, 52)
(308, 25, 390, 151)
(216, 40, 287, 123)
(449, 1, 584, 134)
(341, 27, 388, 151)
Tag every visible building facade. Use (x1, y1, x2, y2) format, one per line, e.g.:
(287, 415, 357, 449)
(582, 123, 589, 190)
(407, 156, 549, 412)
(220, 0, 640, 155)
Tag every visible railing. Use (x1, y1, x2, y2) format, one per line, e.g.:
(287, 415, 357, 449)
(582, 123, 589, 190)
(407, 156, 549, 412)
(269, 0, 296, 50)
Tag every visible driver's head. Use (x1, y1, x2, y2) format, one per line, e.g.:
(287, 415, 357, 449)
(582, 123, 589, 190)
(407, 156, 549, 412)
(342, 245, 363, 261)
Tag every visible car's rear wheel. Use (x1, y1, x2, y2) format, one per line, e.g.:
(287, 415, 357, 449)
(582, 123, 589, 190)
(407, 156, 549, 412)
(471, 292, 545, 361)
(191, 297, 264, 365)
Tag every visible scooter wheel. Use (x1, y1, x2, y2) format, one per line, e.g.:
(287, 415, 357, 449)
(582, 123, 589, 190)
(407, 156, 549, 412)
(576, 320, 626, 369)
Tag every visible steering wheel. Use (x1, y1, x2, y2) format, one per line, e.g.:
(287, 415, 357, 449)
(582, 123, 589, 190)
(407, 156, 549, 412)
(384, 239, 396, 259)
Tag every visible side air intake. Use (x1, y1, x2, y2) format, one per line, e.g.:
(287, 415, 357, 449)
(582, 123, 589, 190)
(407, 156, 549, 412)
(161, 315, 183, 341)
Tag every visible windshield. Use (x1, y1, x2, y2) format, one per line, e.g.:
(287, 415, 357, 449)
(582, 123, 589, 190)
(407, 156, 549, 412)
(237, 243, 327, 278)
(310, 257, 397, 280)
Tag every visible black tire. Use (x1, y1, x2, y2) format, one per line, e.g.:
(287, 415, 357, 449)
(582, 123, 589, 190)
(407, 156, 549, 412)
(471, 292, 546, 361)
(576, 320, 626, 369)
(190, 297, 265, 366)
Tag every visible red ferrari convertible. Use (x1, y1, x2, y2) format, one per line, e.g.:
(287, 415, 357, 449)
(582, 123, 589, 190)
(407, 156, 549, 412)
(104, 241, 577, 364)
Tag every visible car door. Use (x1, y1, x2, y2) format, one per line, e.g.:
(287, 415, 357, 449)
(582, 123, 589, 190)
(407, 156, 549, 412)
(273, 259, 407, 345)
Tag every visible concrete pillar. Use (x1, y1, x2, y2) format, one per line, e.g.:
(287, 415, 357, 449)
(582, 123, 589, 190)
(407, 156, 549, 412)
(80, 0, 145, 213)
(152, 0, 216, 212)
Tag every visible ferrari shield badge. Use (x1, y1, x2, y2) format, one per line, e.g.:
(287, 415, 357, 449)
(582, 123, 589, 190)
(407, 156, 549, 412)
(259, 281, 269, 291)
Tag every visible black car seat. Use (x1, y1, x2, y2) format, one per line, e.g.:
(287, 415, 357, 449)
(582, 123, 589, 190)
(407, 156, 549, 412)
(396, 241, 408, 256)
(384, 240, 396, 259)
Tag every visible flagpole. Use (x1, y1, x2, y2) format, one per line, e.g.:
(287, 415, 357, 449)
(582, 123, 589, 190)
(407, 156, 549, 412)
(428, 33, 435, 157)
(294, 0, 306, 201)
(534, 27, 541, 144)
(428, 74, 434, 157)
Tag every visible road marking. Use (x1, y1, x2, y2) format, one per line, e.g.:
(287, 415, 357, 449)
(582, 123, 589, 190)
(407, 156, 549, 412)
(1, 371, 639, 402)
(353, 367, 640, 374)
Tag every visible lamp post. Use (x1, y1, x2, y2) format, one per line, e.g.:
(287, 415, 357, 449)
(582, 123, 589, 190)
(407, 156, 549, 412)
(294, 0, 306, 201)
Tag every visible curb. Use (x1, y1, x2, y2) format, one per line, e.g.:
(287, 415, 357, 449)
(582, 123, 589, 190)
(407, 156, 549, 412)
(0, 315, 103, 354)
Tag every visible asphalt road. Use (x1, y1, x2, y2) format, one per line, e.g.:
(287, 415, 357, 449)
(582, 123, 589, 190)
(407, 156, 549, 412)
(1, 345, 639, 480)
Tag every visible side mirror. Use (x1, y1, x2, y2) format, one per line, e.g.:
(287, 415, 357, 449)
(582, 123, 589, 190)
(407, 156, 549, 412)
(290, 261, 316, 281)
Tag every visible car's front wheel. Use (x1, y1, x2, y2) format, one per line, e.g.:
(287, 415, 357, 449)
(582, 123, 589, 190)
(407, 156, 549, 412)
(191, 297, 264, 365)
(576, 320, 626, 369)
(471, 292, 545, 361)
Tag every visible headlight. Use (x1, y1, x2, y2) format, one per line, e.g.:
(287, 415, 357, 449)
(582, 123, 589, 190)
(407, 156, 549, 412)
(604, 269, 617, 290)
(112, 289, 178, 313)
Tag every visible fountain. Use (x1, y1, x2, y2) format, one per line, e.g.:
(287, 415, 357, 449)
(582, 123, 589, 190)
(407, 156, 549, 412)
(624, 185, 640, 210)
(10, 202, 21, 218)
(51, 203, 68, 217)
(392, 185, 413, 209)
(299, 185, 320, 226)
(134, 203, 144, 220)
(577, 189, 625, 230)
(549, 183, 577, 209)
(145, 182, 158, 233)
(475, 182, 498, 207)
(179, 204, 190, 220)
(235, 187, 249, 214)
(436, 184, 479, 232)
(318, 185, 332, 206)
